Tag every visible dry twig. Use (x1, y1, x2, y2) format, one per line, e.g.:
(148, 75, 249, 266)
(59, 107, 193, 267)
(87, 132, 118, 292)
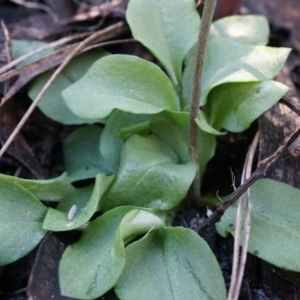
(196, 124, 300, 234)
(228, 132, 259, 300)
(0, 23, 128, 158)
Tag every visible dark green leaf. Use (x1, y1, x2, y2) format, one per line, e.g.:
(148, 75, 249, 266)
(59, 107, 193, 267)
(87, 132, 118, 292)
(115, 227, 226, 300)
(64, 125, 114, 182)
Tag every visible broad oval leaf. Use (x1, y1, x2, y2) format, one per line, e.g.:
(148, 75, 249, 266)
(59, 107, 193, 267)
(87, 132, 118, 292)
(0, 178, 48, 266)
(206, 80, 288, 132)
(151, 111, 216, 175)
(100, 135, 196, 212)
(59, 206, 166, 299)
(43, 174, 114, 231)
(100, 110, 150, 171)
(63, 55, 179, 120)
(64, 125, 114, 182)
(216, 179, 300, 272)
(115, 227, 226, 300)
(183, 38, 290, 107)
(126, 0, 200, 85)
(28, 49, 108, 124)
(210, 15, 269, 45)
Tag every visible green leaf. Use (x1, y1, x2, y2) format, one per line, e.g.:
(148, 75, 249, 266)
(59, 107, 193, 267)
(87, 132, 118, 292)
(63, 55, 179, 120)
(64, 125, 114, 182)
(28, 50, 108, 124)
(100, 135, 196, 212)
(0, 178, 48, 266)
(216, 179, 300, 272)
(115, 227, 226, 300)
(100, 110, 150, 171)
(151, 111, 216, 175)
(210, 15, 269, 45)
(43, 174, 114, 231)
(195, 110, 225, 135)
(206, 81, 288, 132)
(126, 0, 200, 85)
(0, 172, 74, 202)
(183, 39, 290, 107)
(59, 206, 166, 299)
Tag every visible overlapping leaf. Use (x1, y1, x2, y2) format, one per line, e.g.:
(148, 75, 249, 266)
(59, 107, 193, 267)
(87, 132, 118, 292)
(115, 227, 226, 300)
(126, 0, 200, 86)
(151, 111, 216, 175)
(183, 38, 290, 107)
(100, 110, 150, 171)
(0, 178, 48, 266)
(100, 135, 196, 212)
(60, 206, 166, 299)
(63, 55, 179, 120)
(217, 179, 300, 272)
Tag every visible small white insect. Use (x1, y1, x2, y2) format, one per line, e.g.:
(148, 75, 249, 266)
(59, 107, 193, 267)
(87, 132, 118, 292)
(68, 205, 77, 221)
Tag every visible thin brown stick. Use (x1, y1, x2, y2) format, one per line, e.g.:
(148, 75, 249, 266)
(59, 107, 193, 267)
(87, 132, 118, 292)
(0, 22, 126, 84)
(1, 21, 12, 96)
(0, 32, 93, 75)
(196, 125, 300, 234)
(0, 27, 126, 158)
(189, 0, 217, 206)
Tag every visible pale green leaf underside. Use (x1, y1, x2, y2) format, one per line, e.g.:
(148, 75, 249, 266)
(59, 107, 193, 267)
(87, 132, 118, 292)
(63, 55, 179, 120)
(115, 227, 226, 300)
(60, 206, 166, 299)
(195, 110, 225, 135)
(0, 179, 47, 266)
(126, 0, 200, 85)
(183, 39, 290, 107)
(206, 80, 288, 132)
(100, 110, 150, 171)
(43, 174, 114, 231)
(217, 179, 300, 272)
(210, 15, 269, 45)
(64, 125, 114, 182)
(100, 135, 196, 212)
(0, 172, 74, 202)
